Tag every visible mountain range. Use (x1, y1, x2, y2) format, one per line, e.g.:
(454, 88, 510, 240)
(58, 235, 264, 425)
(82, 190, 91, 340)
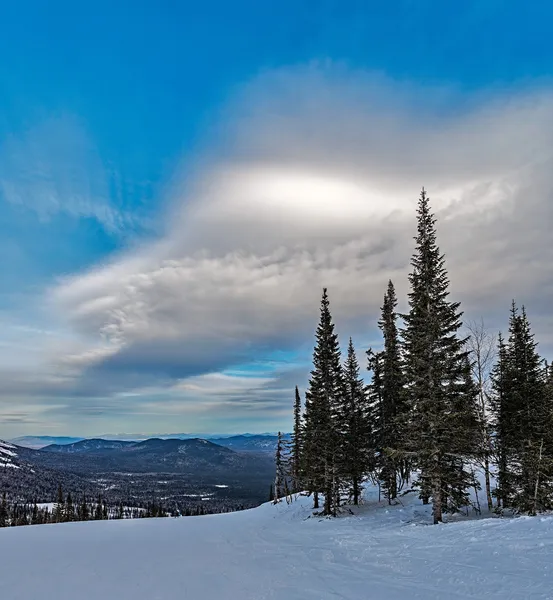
(1, 435, 280, 508)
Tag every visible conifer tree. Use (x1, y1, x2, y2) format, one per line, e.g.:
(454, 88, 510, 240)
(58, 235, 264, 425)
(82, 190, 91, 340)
(31, 501, 39, 525)
(65, 492, 74, 522)
(302, 288, 344, 515)
(289, 386, 303, 492)
(340, 338, 371, 505)
(402, 188, 479, 524)
(53, 484, 64, 523)
(274, 431, 285, 503)
(375, 280, 406, 502)
(0, 491, 7, 527)
(492, 303, 552, 513)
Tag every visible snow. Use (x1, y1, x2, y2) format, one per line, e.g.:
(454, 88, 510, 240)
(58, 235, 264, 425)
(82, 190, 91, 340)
(1, 485, 553, 599)
(0, 440, 20, 469)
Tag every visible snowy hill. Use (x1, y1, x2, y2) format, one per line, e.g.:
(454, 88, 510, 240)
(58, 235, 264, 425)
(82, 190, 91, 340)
(0, 440, 19, 469)
(1, 484, 552, 599)
(0, 439, 103, 501)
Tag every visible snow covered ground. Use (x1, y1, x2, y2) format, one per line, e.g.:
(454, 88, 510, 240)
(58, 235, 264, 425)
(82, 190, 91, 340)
(1, 485, 553, 599)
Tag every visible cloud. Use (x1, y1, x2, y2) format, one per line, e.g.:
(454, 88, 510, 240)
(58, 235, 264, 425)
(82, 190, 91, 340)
(3, 65, 553, 433)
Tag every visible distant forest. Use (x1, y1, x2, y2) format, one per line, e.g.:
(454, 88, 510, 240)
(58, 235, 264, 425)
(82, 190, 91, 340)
(276, 188, 553, 524)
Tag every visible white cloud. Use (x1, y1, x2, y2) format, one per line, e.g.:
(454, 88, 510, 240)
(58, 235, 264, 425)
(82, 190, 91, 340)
(3, 65, 553, 433)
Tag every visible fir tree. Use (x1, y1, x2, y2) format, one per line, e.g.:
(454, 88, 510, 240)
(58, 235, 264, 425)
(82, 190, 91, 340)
(65, 492, 74, 522)
(339, 338, 371, 505)
(289, 386, 303, 492)
(401, 188, 479, 524)
(0, 491, 7, 527)
(492, 303, 552, 513)
(302, 288, 344, 516)
(53, 484, 64, 523)
(274, 431, 285, 503)
(375, 280, 406, 502)
(31, 501, 39, 525)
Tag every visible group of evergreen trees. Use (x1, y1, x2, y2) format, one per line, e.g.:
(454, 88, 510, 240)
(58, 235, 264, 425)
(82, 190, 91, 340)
(278, 189, 553, 523)
(0, 485, 168, 528)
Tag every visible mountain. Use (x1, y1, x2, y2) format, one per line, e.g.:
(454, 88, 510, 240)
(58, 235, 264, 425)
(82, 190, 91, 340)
(2, 437, 276, 508)
(212, 434, 291, 454)
(0, 440, 101, 502)
(40, 437, 273, 476)
(9, 436, 85, 449)
(43, 438, 135, 453)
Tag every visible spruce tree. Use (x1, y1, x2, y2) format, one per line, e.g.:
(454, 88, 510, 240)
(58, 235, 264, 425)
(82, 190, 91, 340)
(402, 188, 479, 524)
(492, 303, 552, 513)
(65, 492, 74, 522)
(376, 280, 406, 502)
(302, 288, 344, 515)
(274, 431, 284, 503)
(53, 484, 64, 523)
(0, 491, 7, 527)
(340, 338, 371, 505)
(289, 386, 303, 492)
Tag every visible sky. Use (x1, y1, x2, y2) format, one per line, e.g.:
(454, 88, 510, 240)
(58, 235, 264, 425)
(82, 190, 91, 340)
(0, 1, 552, 438)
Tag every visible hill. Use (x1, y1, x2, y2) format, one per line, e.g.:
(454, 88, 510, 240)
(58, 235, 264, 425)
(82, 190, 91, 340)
(0, 483, 551, 599)
(39, 437, 274, 477)
(9, 436, 85, 449)
(211, 434, 290, 454)
(0, 440, 102, 502)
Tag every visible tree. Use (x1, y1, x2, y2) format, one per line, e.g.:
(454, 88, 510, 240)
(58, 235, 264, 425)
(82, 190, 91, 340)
(65, 492, 74, 522)
(53, 484, 64, 523)
(302, 288, 344, 516)
(274, 431, 285, 503)
(339, 338, 371, 505)
(466, 319, 496, 511)
(375, 280, 406, 502)
(289, 386, 303, 492)
(0, 492, 7, 527)
(491, 303, 552, 513)
(402, 188, 479, 524)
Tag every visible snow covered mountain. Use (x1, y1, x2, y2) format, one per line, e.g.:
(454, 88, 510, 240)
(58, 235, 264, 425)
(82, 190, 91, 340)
(0, 439, 101, 501)
(1, 482, 552, 599)
(0, 440, 19, 469)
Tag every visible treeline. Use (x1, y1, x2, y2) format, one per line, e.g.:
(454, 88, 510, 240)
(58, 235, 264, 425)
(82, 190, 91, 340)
(275, 189, 553, 524)
(0, 484, 252, 528)
(0, 485, 168, 527)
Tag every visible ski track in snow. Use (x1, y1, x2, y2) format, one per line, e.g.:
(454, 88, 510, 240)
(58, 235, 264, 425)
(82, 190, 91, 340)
(1, 485, 553, 599)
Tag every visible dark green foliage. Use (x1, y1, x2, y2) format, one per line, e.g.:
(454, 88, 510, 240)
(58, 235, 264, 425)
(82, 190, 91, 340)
(302, 288, 344, 516)
(491, 303, 553, 513)
(0, 491, 7, 527)
(274, 431, 285, 503)
(53, 484, 64, 523)
(289, 386, 303, 492)
(371, 280, 407, 502)
(339, 338, 372, 505)
(401, 189, 479, 524)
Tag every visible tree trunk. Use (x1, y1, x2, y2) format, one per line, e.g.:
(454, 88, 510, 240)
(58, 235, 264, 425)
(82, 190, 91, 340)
(313, 491, 319, 509)
(484, 455, 493, 511)
(432, 477, 442, 524)
(353, 477, 359, 506)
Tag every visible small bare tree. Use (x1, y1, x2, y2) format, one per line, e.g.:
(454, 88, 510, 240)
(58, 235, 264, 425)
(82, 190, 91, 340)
(466, 319, 496, 511)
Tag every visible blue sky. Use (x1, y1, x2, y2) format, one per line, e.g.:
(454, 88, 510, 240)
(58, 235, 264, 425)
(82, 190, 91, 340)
(1, 1, 552, 438)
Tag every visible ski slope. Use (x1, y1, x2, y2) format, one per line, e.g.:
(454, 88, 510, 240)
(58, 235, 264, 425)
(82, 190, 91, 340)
(1, 486, 552, 599)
